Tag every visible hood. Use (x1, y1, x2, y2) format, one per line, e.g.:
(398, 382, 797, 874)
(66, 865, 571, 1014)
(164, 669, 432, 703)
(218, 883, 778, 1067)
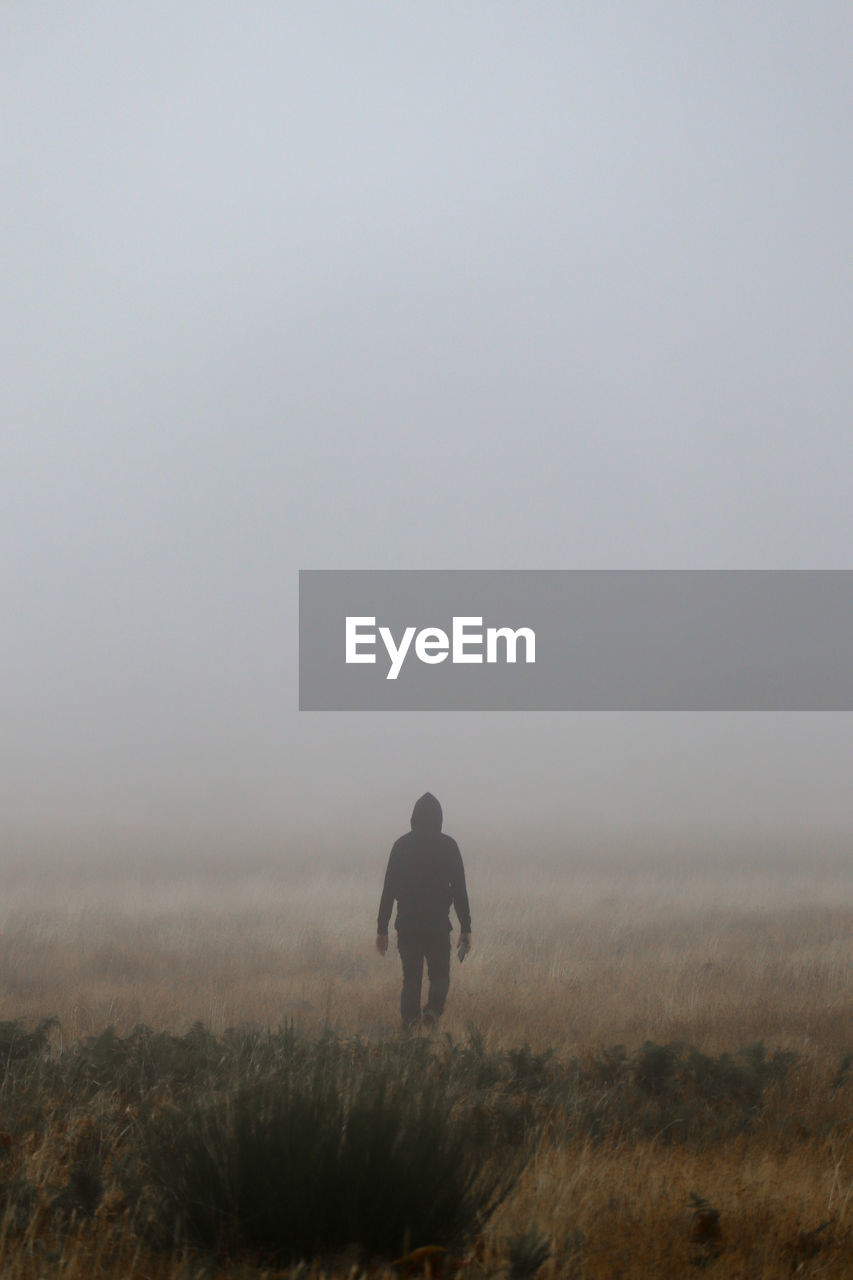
(410, 792, 443, 831)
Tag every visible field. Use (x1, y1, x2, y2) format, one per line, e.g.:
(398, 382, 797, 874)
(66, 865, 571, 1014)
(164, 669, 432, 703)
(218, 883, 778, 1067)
(0, 844, 851, 1277)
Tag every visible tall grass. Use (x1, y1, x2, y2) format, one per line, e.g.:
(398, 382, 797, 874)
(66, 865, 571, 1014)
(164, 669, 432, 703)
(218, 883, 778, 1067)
(136, 1044, 516, 1261)
(0, 848, 850, 1276)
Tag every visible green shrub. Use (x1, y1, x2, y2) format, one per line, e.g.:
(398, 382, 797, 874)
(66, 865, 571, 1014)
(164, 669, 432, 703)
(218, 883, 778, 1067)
(135, 1048, 521, 1263)
(0, 1018, 56, 1065)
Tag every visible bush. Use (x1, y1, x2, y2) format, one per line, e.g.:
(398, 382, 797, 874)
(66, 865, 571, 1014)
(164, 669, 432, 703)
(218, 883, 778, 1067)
(135, 1046, 521, 1263)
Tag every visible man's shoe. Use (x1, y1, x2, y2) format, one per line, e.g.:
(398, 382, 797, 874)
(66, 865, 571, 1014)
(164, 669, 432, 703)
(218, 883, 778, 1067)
(421, 1009, 438, 1029)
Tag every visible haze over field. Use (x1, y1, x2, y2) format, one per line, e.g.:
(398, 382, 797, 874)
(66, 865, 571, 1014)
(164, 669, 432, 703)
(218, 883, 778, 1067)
(3, 4, 853, 859)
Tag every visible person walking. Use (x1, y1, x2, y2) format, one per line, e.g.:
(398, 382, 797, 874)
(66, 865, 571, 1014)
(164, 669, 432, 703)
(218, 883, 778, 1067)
(375, 792, 472, 1028)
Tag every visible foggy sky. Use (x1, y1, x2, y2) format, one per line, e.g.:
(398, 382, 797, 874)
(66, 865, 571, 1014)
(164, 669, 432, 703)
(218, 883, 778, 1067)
(3, 3, 853, 861)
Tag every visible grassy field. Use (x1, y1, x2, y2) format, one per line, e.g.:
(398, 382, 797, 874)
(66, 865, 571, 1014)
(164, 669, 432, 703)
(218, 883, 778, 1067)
(0, 846, 850, 1277)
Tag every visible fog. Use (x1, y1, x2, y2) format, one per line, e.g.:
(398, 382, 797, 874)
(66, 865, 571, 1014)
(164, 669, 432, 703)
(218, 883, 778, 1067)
(3, 4, 853, 864)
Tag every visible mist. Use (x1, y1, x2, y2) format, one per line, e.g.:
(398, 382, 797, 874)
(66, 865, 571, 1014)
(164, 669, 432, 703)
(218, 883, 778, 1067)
(4, 4, 853, 862)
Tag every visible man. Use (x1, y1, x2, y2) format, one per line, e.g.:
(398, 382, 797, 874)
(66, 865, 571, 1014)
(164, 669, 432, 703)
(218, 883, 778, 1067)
(375, 792, 472, 1028)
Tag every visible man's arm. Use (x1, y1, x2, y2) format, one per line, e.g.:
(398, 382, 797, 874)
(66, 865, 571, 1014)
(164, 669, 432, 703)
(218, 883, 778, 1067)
(376, 845, 398, 941)
(449, 840, 471, 935)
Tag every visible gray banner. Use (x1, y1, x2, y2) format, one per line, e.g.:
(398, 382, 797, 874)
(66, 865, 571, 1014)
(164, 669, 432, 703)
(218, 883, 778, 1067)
(298, 571, 853, 710)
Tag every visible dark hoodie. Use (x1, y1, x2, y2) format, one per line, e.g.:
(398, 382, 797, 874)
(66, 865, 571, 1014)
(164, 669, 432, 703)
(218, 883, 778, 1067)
(377, 792, 471, 938)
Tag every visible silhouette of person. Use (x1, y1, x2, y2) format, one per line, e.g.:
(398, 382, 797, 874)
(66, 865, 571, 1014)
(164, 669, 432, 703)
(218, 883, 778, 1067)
(375, 792, 472, 1027)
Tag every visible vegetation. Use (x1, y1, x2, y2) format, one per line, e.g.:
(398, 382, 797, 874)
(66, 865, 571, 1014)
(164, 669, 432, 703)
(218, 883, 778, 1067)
(133, 1032, 519, 1261)
(0, 849, 850, 1275)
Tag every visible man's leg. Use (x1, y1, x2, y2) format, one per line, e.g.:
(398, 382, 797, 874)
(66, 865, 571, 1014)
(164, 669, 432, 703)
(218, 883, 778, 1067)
(422, 934, 451, 1022)
(397, 935, 425, 1027)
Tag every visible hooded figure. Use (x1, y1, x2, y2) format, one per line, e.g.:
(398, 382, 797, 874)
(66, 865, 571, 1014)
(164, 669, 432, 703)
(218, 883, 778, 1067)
(376, 793, 472, 1027)
(410, 791, 443, 832)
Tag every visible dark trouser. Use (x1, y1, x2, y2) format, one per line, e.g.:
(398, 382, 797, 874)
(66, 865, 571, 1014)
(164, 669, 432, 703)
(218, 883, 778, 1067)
(397, 932, 451, 1027)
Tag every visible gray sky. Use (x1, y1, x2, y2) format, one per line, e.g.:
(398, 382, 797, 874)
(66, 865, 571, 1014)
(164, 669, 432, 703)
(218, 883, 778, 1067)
(3, 3, 853, 861)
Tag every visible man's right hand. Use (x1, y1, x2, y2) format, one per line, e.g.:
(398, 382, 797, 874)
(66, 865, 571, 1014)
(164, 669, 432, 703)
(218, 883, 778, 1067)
(375, 933, 389, 956)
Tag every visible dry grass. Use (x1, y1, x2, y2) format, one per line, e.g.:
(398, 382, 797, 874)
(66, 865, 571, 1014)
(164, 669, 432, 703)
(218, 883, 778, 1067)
(0, 845, 851, 1277)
